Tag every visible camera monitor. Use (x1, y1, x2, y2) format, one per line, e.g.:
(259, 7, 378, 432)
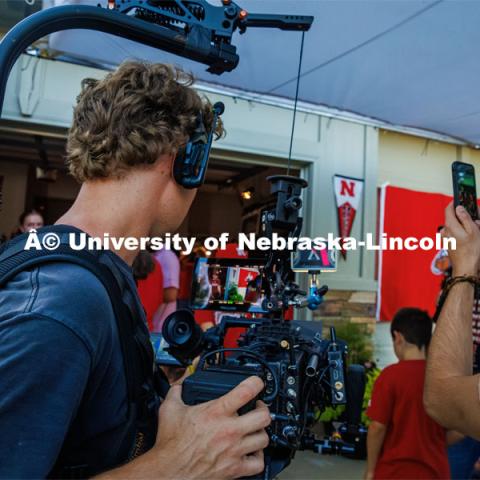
(191, 258, 268, 313)
(291, 247, 337, 273)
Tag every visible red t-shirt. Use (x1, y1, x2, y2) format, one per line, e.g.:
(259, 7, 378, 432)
(367, 360, 449, 479)
(136, 260, 164, 332)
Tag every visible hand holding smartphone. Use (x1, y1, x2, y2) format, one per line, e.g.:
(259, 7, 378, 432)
(452, 161, 478, 220)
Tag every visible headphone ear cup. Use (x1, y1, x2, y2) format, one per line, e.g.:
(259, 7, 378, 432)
(173, 147, 187, 186)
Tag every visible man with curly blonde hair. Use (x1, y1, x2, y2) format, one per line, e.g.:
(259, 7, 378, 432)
(0, 62, 270, 479)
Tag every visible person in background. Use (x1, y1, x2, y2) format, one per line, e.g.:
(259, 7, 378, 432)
(365, 307, 455, 480)
(425, 204, 480, 458)
(12, 209, 44, 237)
(178, 243, 209, 311)
(431, 224, 480, 479)
(132, 250, 164, 332)
(153, 247, 180, 331)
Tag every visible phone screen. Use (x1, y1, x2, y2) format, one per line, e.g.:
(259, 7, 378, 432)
(453, 161, 478, 220)
(190, 258, 268, 313)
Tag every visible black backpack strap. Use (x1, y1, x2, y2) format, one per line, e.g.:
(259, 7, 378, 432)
(0, 232, 138, 406)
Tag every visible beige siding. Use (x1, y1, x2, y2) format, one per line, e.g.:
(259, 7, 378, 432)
(378, 129, 480, 193)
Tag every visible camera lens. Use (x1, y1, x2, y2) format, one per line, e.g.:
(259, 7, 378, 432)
(162, 309, 205, 364)
(174, 321, 190, 342)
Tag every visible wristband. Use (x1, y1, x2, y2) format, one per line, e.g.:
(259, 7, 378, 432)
(444, 275, 480, 294)
(433, 275, 479, 323)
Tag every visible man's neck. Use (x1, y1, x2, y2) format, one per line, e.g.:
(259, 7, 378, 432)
(56, 173, 161, 265)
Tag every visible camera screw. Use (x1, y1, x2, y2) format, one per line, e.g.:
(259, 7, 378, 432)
(287, 388, 297, 399)
(266, 372, 273, 381)
(286, 376, 295, 385)
(286, 401, 295, 413)
(280, 340, 290, 349)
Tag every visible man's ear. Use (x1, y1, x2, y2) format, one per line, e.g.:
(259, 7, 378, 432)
(393, 330, 405, 344)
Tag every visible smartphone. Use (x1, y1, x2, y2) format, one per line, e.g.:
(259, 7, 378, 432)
(452, 161, 478, 220)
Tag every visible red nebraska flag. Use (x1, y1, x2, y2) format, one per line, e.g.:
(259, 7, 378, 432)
(333, 175, 364, 259)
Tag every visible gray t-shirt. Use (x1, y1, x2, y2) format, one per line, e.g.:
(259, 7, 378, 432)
(0, 249, 131, 477)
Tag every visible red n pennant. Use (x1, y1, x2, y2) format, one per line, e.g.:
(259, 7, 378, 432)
(333, 175, 364, 259)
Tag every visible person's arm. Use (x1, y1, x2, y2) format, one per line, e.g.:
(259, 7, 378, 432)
(153, 251, 180, 330)
(152, 291, 177, 331)
(365, 421, 387, 480)
(96, 377, 271, 480)
(424, 203, 480, 438)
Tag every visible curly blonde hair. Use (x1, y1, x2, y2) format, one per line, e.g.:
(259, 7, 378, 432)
(66, 62, 224, 182)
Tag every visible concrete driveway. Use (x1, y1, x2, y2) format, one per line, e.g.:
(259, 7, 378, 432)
(279, 451, 365, 480)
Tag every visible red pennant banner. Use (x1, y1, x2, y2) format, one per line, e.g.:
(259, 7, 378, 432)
(333, 175, 364, 259)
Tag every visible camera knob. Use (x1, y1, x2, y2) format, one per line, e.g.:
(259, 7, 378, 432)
(287, 388, 297, 399)
(224, 5, 237, 18)
(284, 196, 302, 212)
(282, 426, 297, 441)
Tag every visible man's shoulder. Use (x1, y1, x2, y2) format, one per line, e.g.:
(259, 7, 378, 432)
(0, 261, 118, 356)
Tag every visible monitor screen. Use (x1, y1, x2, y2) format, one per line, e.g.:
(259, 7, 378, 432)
(191, 258, 268, 313)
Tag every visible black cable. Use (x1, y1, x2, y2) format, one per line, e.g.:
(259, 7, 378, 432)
(268, 0, 443, 96)
(287, 31, 305, 175)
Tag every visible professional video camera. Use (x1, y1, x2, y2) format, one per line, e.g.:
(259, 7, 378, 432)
(162, 175, 367, 479)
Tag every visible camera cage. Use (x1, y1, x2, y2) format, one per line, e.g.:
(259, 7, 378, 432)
(163, 176, 368, 479)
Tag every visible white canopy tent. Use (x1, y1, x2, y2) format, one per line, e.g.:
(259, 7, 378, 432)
(42, 0, 480, 146)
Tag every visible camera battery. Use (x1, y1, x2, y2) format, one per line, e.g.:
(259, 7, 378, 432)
(182, 367, 262, 415)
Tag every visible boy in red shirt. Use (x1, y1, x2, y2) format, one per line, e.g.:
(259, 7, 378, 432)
(365, 307, 450, 479)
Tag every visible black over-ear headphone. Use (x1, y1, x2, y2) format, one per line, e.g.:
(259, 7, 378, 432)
(173, 101, 225, 189)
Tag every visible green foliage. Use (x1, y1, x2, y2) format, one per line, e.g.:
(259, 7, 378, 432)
(317, 405, 344, 422)
(362, 367, 381, 425)
(317, 367, 381, 424)
(332, 322, 374, 366)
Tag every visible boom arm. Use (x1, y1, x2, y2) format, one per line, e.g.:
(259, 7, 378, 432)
(0, 0, 313, 114)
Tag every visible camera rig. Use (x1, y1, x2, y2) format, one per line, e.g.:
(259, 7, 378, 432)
(0, 0, 313, 112)
(0, 4, 367, 478)
(163, 176, 367, 479)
